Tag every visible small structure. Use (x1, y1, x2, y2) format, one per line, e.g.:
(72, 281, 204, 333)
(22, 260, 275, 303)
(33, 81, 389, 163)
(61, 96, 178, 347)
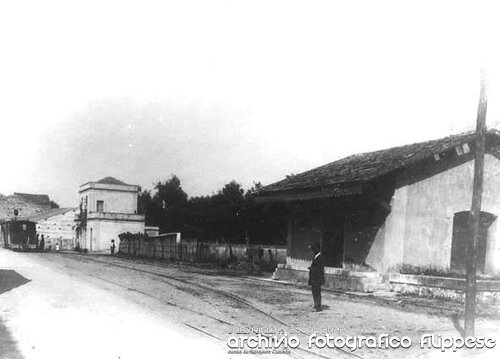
(29, 208, 78, 251)
(76, 176, 145, 253)
(257, 131, 500, 284)
(145, 226, 160, 236)
(1, 219, 37, 250)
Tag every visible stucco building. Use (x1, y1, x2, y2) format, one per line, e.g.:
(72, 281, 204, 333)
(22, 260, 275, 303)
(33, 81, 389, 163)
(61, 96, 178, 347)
(76, 177, 145, 253)
(257, 131, 500, 277)
(29, 208, 78, 250)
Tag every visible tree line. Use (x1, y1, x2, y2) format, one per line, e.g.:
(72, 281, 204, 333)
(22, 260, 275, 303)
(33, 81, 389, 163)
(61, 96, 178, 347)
(138, 175, 286, 244)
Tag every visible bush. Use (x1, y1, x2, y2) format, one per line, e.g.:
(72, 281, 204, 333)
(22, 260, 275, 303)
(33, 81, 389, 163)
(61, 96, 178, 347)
(118, 232, 148, 242)
(344, 260, 375, 272)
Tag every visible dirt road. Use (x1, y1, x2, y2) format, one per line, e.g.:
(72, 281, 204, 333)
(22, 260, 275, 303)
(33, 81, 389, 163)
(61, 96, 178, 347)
(1, 248, 499, 359)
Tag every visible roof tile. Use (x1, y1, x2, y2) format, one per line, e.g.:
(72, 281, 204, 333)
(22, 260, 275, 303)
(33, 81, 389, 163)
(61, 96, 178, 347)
(258, 130, 500, 196)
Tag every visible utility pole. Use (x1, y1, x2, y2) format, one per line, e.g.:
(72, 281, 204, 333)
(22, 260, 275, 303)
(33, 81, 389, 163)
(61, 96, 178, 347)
(464, 69, 488, 337)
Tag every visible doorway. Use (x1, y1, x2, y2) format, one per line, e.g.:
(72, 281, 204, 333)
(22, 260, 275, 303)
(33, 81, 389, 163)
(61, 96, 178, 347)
(90, 228, 93, 252)
(322, 216, 344, 268)
(450, 211, 496, 273)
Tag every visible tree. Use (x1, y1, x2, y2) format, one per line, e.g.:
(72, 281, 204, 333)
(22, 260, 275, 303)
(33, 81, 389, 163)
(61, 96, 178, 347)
(153, 175, 189, 232)
(50, 200, 59, 209)
(138, 176, 287, 245)
(186, 195, 216, 239)
(137, 190, 162, 226)
(214, 180, 246, 242)
(244, 181, 287, 245)
(247, 181, 263, 194)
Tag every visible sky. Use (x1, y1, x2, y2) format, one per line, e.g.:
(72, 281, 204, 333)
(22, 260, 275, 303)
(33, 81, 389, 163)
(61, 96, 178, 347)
(1, 0, 500, 206)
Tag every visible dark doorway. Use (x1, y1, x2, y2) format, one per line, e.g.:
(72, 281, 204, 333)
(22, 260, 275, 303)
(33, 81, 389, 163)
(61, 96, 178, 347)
(322, 216, 344, 267)
(450, 211, 496, 273)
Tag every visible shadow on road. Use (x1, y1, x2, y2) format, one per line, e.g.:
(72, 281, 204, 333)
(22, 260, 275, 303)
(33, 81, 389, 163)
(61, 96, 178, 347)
(0, 269, 30, 295)
(0, 320, 25, 359)
(0, 270, 29, 359)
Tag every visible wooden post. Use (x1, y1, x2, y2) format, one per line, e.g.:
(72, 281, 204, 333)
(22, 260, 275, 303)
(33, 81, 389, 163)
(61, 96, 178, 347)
(464, 68, 488, 337)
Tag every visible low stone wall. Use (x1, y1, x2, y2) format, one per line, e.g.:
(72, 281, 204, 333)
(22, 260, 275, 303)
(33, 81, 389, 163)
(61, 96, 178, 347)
(274, 264, 500, 304)
(273, 263, 387, 292)
(389, 273, 500, 305)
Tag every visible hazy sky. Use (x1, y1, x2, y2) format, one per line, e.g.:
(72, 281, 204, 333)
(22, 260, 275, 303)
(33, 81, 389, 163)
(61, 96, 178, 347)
(2, 0, 500, 206)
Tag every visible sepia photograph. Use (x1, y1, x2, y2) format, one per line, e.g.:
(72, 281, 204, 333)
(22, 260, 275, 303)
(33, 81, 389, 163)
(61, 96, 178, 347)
(1, 1, 500, 358)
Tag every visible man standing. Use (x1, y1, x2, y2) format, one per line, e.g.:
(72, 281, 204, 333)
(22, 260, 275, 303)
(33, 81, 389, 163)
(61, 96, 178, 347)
(110, 240, 116, 256)
(39, 234, 45, 251)
(308, 243, 325, 312)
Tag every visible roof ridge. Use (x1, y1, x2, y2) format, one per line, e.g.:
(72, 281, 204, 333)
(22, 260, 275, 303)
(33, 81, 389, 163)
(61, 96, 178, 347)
(259, 130, 497, 196)
(346, 130, 476, 158)
(26, 207, 77, 221)
(96, 176, 128, 185)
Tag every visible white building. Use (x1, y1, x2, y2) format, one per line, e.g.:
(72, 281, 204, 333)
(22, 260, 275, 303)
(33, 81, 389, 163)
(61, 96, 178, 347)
(29, 207, 78, 250)
(76, 177, 145, 253)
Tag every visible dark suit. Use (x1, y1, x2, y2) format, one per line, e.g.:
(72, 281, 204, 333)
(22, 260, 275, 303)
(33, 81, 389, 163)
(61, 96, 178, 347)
(308, 253, 325, 310)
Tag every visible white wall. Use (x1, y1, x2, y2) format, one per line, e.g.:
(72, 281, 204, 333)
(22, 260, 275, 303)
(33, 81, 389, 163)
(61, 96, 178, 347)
(84, 220, 144, 253)
(367, 154, 500, 275)
(36, 210, 77, 250)
(366, 186, 408, 271)
(81, 189, 138, 214)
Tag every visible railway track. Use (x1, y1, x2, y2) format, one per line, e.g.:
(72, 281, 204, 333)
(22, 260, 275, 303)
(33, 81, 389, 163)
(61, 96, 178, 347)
(122, 257, 466, 316)
(65, 254, 370, 359)
(73, 253, 462, 315)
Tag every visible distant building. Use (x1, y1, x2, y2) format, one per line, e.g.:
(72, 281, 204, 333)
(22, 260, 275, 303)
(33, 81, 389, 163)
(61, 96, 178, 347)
(76, 176, 145, 253)
(145, 226, 160, 236)
(28, 208, 78, 251)
(0, 192, 51, 221)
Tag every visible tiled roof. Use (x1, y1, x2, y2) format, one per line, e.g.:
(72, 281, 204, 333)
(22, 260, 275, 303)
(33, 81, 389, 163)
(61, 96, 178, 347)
(96, 176, 128, 185)
(258, 130, 500, 196)
(26, 207, 77, 222)
(13, 193, 51, 206)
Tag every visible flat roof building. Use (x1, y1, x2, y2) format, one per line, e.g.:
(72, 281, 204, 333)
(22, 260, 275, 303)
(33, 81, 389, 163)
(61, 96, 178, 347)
(76, 177, 145, 253)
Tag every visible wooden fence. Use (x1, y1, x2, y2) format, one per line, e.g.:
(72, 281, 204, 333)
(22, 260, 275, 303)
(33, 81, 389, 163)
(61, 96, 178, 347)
(118, 233, 286, 267)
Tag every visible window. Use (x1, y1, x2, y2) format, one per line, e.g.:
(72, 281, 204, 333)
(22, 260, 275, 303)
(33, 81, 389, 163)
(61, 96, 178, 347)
(97, 200, 104, 213)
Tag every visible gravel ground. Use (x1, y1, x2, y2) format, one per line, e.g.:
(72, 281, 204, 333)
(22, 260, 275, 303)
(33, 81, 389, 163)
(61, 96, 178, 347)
(1, 248, 499, 359)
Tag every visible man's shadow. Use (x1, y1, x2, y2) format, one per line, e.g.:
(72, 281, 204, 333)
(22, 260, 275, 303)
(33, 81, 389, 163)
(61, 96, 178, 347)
(451, 314, 466, 338)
